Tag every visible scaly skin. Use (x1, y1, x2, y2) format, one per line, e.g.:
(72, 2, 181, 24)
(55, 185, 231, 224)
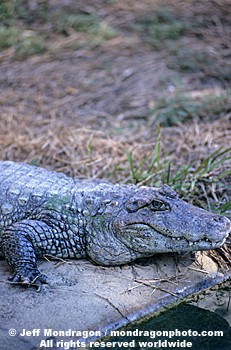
(0, 161, 230, 289)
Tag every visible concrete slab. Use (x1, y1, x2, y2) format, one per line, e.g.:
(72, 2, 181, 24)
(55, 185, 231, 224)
(0, 252, 230, 350)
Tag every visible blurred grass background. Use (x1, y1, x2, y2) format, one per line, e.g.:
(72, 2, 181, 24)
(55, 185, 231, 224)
(0, 0, 230, 222)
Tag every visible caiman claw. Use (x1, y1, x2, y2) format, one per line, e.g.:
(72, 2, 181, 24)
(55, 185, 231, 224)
(8, 267, 48, 292)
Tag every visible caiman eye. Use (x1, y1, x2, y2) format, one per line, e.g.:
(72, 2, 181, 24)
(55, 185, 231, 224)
(151, 200, 169, 211)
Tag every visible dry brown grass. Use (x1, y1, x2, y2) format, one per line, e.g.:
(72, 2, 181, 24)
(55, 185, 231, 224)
(1, 110, 230, 181)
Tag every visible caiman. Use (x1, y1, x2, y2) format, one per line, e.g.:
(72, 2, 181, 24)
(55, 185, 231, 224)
(0, 161, 230, 289)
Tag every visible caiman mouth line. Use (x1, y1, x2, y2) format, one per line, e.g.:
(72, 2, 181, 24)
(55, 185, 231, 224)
(126, 223, 224, 246)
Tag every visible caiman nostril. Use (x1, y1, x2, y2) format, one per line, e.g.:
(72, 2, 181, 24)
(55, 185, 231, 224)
(213, 215, 231, 228)
(213, 216, 225, 223)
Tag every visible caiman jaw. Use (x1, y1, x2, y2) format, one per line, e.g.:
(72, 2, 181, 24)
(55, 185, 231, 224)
(152, 222, 230, 247)
(122, 220, 230, 253)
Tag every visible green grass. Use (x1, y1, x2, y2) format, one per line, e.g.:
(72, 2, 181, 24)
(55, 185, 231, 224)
(199, 89, 231, 117)
(0, 0, 46, 58)
(168, 46, 231, 82)
(14, 32, 46, 59)
(0, 0, 49, 24)
(0, 26, 46, 58)
(0, 26, 19, 49)
(166, 147, 231, 216)
(131, 5, 230, 84)
(127, 126, 165, 184)
(53, 12, 117, 47)
(148, 90, 231, 126)
(131, 6, 190, 48)
(168, 47, 213, 73)
(148, 94, 200, 126)
(53, 13, 100, 34)
(0, 3, 117, 57)
(0, 0, 17, 25)
(127, 129, 231, 216)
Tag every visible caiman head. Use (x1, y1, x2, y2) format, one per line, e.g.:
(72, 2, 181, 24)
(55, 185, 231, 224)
(114, 185, 231, 254)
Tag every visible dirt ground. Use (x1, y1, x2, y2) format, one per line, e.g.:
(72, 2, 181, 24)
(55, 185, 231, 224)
(0, 0, 230, 179)
(0, 1, 231, 346)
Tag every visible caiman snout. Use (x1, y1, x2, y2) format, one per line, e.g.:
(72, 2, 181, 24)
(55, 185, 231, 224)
(212, 214, 231, 233)
(204, 213, 230, 244)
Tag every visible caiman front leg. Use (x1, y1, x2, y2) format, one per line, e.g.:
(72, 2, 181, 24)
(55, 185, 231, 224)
(1, 220, 53, 290)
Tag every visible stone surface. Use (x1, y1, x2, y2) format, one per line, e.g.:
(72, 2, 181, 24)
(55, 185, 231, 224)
(0, 253, 230, 350)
